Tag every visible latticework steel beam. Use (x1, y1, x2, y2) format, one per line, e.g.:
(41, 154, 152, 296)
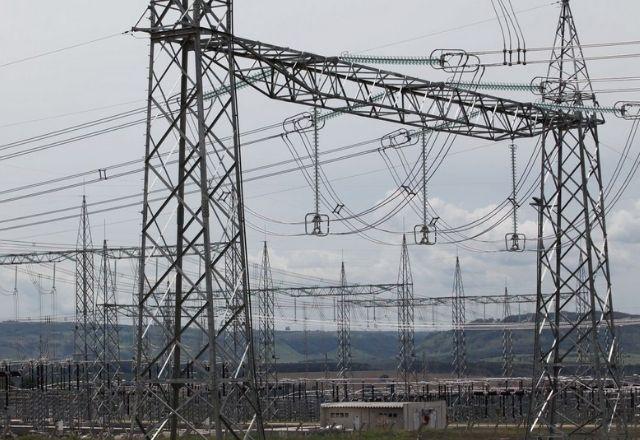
(276, 283, 399, 298)
(202, 34, 586, 141)
(0, 244, 216, 265)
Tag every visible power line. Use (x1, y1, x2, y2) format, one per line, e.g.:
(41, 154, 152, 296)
(0, 31, 129, 69)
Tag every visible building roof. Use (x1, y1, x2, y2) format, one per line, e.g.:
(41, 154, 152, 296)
(321, 402, 407, 409)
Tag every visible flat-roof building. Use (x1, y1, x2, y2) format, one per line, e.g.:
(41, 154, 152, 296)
(320, 401, 446, 431)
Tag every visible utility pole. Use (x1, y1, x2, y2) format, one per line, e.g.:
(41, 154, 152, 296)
(132, 2, 264, 440)
(397, 234, 415, 396)
(336, 261, 351, 379)
(527, 0, 627, 437)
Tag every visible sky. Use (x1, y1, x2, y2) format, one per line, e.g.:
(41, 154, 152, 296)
(0, 0, 639, 331)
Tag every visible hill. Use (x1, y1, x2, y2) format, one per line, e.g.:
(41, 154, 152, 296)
(2, 314, 640, 376)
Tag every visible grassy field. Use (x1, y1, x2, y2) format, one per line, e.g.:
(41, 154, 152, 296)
(270, 426, 640, 440)
(275, 428, 525, 440)
(10, 426, 640, 439)
(12, 432, 524, 440)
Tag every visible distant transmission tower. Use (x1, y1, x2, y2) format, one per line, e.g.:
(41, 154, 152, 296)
(94, 239, 121, 435)
(397, 234, 415, 392)
(74, 195, 97, 428)
(502, 285, 513, 378)
(527, 0, 627, 437)
(575, 254, 590, 364)
(257, 242, 277, 409)
(451, 256, 467, 379)
(336, 261, 352, 378)
(224, 191, 244, 370)
(75, 196, 97, 362)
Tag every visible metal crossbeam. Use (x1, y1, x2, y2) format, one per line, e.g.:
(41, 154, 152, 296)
(273, 283, 400, 298)
(0, 244, 215, 265)
(202, 33, 587, 140)
(349, 293, 539, 307)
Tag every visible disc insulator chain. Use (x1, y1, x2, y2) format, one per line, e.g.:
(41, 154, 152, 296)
(414, 131, 438, 245)
(505, 143, 525, 251)
(305, 107, 329, 236)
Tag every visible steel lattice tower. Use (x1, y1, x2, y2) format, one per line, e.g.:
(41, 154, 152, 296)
(502, 286, 514, 378)
(225, 191, 243, 365)
(451, 256, 467, 379)
(94, 239, 122, 435)
(527, 0, 626, 437)
(132, 1, 264, 439)
(397, 234, 415, 390)
(257, 242, 276, 408)
(74, 195, 98, 428)
(336, 261, 351, 379)
(575, 254, 590, 364)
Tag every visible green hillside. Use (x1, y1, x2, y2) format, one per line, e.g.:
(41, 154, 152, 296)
(2, 315, 639, 376)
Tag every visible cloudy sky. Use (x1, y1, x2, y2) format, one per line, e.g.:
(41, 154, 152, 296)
(0, 0, 639, 331)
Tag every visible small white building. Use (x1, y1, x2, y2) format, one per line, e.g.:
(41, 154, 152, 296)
(320, 401, 446, 431)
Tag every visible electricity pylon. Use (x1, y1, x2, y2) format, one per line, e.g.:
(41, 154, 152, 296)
(132, 2, 263, 439)
(336, 261, 351, 378)
(94, 239, 121, 435)
(257, 242, 276, 417)
(575, 254, 590, 364)
(502, 285, 514, 378)
(73, 195, 98, 429)
(397, 234, 415, 394)
(527, 0, 627, 437)
(451, 256, 467, 379)
(129, 1, 604, 438)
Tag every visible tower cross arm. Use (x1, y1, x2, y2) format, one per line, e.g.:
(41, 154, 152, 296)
(270, 283, 402, 298)
(204, 32, 583, 140)
(0, 243, 215, 265)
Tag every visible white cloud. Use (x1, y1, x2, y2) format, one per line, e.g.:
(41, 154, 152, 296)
(609, 200, 640, 245)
